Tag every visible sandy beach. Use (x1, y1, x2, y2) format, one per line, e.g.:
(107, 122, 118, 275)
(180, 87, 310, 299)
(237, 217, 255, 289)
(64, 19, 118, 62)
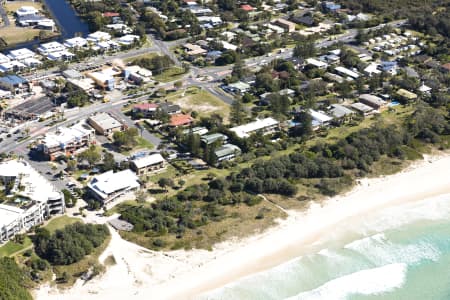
(34, 153, 450, 300)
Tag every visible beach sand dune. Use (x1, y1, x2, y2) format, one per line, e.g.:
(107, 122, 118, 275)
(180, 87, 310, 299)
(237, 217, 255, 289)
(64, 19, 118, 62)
(34, 154, 450, 300)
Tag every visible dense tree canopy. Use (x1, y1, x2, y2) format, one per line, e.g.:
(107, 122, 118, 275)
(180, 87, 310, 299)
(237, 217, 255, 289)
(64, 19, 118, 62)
(33, 223, 109, 265)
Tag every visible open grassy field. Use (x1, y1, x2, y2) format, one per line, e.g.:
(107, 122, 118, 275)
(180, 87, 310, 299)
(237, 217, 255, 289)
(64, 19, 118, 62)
(44, 215, 82, 233)
(154, 66, 186, 82)
(5, 1, 43, 11)
(0, 236, 32, 257)
(168, 87, 230, 121)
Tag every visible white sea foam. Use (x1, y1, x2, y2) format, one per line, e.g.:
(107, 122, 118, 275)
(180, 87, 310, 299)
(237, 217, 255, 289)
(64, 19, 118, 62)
(286, 263, 407, 300)
(344, 231, 441, 266)
(355, 193, 450, 235)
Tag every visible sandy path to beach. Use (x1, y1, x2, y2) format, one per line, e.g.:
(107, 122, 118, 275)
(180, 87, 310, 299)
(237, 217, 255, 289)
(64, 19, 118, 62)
(34, 154, 450, 300)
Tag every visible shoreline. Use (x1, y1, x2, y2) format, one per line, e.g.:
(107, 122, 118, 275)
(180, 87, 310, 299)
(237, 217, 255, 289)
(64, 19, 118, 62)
(34, 153, 450, 300)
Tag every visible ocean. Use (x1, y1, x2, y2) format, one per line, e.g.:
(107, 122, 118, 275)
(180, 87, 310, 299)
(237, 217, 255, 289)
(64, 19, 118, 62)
(197, 193, 450, 300)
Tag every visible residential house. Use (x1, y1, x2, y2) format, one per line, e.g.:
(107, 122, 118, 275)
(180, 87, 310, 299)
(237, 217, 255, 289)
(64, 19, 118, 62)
(359, 94, 388, 111)
(329, 104, 355, 122)
(201, 133, 228, 146)
(350, 102, 374, 116)
(396, 89, 418, 102)
(130, 153, 166, 175)
(132, 103, 159, 118)
(169, 114, 193, 127)
(273, 18, 296, 33)
(214, 144, 241, 163)
(309, 109, 332, 128)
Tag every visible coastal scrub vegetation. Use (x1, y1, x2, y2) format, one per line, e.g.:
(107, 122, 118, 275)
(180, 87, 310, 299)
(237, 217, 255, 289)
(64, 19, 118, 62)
(33, 223, 110, 265)
(117, 101, 449, 250)
(0, 257, 33, 300)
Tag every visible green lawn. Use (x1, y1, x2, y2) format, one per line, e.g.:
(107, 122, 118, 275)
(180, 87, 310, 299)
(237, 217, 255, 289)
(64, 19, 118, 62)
(135, 136, 154, 150)
(154, 67, 186, 82)
(0, 237, 32, 257)
(45, 216, 82, 233)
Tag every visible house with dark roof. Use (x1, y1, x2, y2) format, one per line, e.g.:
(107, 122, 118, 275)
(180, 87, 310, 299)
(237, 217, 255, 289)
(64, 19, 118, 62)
(159, 102, 182, 115)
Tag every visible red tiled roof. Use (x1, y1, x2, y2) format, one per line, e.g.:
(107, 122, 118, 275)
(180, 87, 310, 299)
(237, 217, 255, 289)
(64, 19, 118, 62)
(240, 4, 254, 11)
(103, 12, 120, 17)
(170, 114, 193, 127)
(134, 103, 159, 111)
(442, 63, 450, 71)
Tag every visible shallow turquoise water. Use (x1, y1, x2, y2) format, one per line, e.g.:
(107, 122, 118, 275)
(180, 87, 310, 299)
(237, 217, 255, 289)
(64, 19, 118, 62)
(198, 193, 450, 300)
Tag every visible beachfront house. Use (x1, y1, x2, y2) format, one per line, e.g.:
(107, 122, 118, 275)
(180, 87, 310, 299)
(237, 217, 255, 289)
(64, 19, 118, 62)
(130, 153, 166, 175)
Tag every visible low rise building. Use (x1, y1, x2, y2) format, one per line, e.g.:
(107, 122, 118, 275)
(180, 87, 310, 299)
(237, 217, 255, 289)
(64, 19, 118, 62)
(37, 41, 66, 55)
(87, 67, 121, 90)
(359, 94, 388, 111)
(36, 121, 95, 160)
(64, 37, 88, 48)
(201, 133, 228, 145)
(88, 112, 125, 136)
(272, 18, 296, 32)
(7, 48, 36, 61)
(169, 114, 194, 127)
(123, 65, 152, 85)
(0, 75, 29, 94)
(214, 144, 241, 163)
(86, 31, 112, 43)
(230, 117, 279, 138)
(334, 66, 360, 79)
(329, 104, 355, 120)
(351, 102, 374, 116)
(396, 89, 418, 102)
(130, 153, 166, 175)
(87, 169, 140, 204)
(309, 109, 332, 128)
(132, 103, 159, 118)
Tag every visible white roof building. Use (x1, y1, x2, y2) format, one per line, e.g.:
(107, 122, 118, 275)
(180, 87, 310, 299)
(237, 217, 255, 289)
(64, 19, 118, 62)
(116, 34, 139, 46)
(64, 37, 88, 48)
(16, 6, 39, 17)
(306, 58, 328, 69)
(131, 154, 165, 169)
(334, 66, 360, 79)
(363, 63, 381, 76)
(37, 41, 66, 55)
(221, 41, 238, 51)
(0, 53, 10, 64)
(230, 117, 279, 138)
(47, 50, 75, 61)
(309, 109, 332, 126)
(87, 31, 112, 43)
(0, 61, 26, 72)
(7, 48, 36, 61)
(40, 121, 94, 150)
(87, 169, 140, 203)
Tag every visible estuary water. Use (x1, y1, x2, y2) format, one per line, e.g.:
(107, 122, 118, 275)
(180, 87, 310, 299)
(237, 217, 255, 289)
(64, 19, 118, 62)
(199, 193, 450, 300)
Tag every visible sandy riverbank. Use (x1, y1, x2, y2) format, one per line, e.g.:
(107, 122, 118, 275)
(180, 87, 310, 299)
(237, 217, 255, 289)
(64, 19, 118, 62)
(34, 153, 450, 300)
